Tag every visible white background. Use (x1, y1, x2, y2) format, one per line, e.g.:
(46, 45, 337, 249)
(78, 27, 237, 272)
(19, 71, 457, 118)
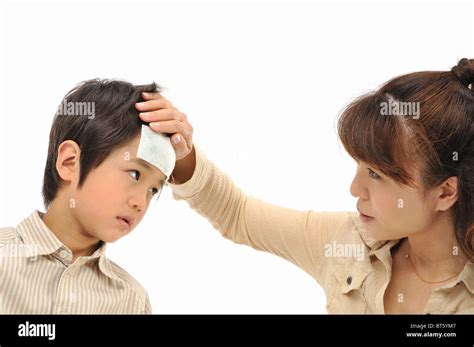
(0, 0, 472, 313)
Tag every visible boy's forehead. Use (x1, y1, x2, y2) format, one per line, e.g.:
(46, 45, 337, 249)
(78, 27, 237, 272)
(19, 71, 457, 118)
(111, 125, 176, 180)
(129, 156, 167, 182)
(127, 134, 141, 150)
(113, 135, 140, 160)
(113, 137, 167, 182)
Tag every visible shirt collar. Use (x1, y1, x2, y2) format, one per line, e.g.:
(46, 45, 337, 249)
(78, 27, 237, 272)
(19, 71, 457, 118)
(458, 261, 474, 294)
(16, 210, 120, 282)
(349, 212, 391, 254)
(98, 256, 123, 282)
(16, 210, 64, 257)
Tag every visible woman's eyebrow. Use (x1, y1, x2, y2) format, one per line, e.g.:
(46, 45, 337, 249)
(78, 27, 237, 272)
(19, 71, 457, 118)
(129, 158, 166, 186)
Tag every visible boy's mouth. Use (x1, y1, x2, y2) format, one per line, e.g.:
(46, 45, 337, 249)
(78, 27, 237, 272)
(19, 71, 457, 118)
(116, 216, 133, 229)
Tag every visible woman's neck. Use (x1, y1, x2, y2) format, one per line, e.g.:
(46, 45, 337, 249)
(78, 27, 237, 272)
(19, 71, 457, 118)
(404, 215, 468, 281)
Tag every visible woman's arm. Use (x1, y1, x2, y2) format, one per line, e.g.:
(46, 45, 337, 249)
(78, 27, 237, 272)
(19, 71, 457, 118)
(169, 147, 350, 282)
(136, 93, 351, 283)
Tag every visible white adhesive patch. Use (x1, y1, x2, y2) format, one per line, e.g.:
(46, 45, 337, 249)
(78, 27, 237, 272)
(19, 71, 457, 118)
(136, 124, 176, 179)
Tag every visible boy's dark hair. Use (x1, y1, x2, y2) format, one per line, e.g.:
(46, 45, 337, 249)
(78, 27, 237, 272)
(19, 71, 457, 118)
(42, 79, 160, 208)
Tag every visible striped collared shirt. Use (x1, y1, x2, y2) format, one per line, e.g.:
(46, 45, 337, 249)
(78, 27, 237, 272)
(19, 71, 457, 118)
(0, 211, 151, 314)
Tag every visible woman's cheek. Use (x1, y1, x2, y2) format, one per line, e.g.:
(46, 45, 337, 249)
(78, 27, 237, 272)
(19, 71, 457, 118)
(372, 192, 407, 233)
(390, 193, 427, 235)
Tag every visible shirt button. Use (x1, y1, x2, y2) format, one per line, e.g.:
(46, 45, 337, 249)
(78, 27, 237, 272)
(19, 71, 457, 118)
(59, 250, 69, 259)
(346, 276, 352, 285)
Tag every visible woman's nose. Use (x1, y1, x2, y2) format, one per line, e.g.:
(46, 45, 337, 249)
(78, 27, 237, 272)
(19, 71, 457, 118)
(349, 177, 360, 198)
(350, 168, 369, 200)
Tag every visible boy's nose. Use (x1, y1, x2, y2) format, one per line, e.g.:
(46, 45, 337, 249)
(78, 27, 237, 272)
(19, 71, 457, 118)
(128, 193, 147, 213)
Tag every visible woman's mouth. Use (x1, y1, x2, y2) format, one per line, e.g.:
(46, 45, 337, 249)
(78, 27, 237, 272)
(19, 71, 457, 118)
(359, 213, 374, 223)
(357, 208, 374, 223)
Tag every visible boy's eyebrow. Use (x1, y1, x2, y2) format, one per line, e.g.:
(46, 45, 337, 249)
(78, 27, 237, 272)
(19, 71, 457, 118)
(129, 158, 166, 186)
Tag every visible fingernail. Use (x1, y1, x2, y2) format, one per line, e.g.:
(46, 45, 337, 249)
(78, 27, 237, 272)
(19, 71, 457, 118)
(173, 135, 181, 144)
(151, 122, 160, 128)
(136, 102, 144, 108)
(141, 112, 150, 117)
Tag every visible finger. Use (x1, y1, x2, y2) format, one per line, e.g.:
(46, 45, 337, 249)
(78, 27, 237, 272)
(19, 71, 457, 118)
(141, 92, 178, 110)
(182, 132, 193, 151)
(141, 91, 163, 101)
(170, 133, 192, 160)
(136, 98, 174, 112)
(148, 120, 190, 137)
(139, 108, 185, 123)
(149, 120, 193, 150)
(170, 133, 184, 146)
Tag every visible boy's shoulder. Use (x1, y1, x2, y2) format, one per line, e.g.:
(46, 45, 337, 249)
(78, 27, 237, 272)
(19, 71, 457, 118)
(101, 256, 150, 300)
(101, 257, 152, 313)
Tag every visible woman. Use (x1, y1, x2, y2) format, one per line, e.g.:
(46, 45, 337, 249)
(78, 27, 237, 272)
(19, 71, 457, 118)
(135, 58, 473, 313)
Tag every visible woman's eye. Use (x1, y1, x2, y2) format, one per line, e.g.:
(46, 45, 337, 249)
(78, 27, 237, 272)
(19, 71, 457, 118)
(367, 168, 381, 179)
(128, 170, 141, 181)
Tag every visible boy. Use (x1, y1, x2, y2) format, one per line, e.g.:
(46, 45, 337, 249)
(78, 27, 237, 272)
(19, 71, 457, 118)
(0, 79, 175, 314)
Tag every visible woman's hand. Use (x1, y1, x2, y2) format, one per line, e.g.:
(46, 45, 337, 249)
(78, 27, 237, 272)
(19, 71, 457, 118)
(136, 92, 196, 184)
(136, 92, 193, 160)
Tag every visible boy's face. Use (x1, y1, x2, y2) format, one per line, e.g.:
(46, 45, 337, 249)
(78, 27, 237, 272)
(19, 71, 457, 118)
(69, 134, 166, 243)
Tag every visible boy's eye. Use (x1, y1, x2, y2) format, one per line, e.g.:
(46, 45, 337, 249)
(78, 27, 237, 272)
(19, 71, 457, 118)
(129, 170, 161, 197)
(149, 187, 159, 196)
(128, 170, 141, 181)
(367, 168, 381, 179)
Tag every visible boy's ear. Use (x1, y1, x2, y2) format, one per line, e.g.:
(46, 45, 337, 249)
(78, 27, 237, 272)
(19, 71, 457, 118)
(56, 140, 81, 182)
(435, 176, 458, 212)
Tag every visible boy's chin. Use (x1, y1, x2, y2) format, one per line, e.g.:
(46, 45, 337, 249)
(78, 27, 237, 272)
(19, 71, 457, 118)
(98, 230, 131, 243)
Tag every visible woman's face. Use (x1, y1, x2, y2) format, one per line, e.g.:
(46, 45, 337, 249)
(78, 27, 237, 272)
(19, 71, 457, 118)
(350, 161, 439, 241)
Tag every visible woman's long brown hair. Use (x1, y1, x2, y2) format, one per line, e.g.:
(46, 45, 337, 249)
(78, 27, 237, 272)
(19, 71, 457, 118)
(338, 58, 474, 260)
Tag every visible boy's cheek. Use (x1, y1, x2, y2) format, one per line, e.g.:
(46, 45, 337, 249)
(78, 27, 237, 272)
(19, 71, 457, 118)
(82, 182, 126, 207)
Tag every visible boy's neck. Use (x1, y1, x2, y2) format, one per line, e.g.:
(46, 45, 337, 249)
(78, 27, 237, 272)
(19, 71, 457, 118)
(42, 199, 102, 262)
